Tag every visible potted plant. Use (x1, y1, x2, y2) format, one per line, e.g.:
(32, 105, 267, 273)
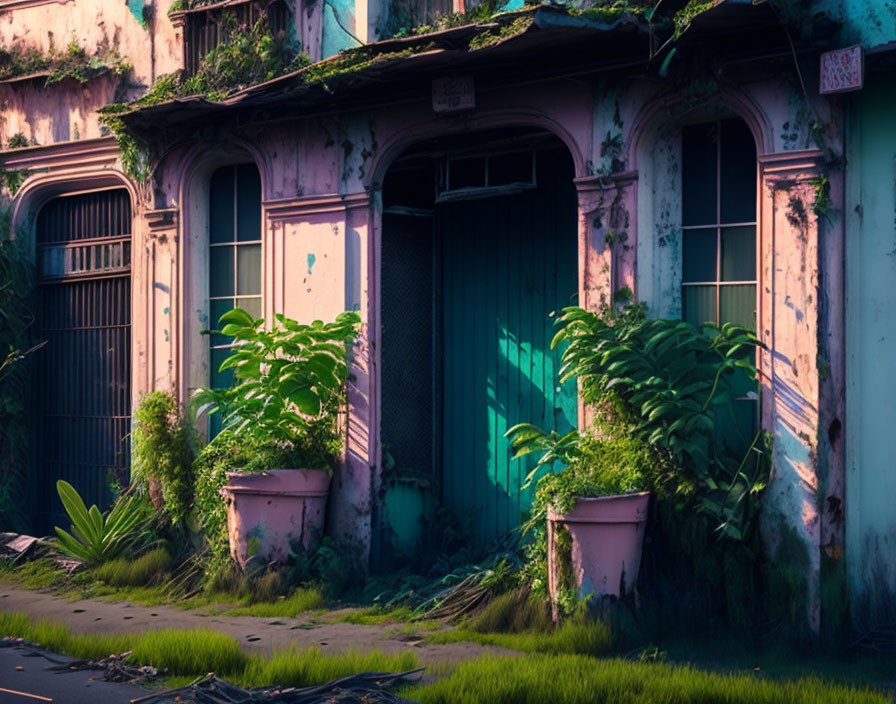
(511, 300, 768, 619)
(508, 424, 656, 615)
(194, 307, 360, 568)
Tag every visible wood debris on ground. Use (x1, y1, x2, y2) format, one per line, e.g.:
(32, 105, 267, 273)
(129, 670, 426, 704)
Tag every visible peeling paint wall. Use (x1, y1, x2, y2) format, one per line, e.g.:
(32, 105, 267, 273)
(0, 0, 181, 148)
(845, 73, 896, 627)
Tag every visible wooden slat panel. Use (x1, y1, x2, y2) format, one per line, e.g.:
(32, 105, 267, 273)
(439, 147, 578, 544)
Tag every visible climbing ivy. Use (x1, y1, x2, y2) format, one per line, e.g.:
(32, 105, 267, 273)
(0, 40, 131, 86)
(100, 13, 308, 183)
(0, 206, 35, 533)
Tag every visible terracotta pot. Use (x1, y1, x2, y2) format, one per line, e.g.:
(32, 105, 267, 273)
(547, 492, 650, 607)
(220, 469, 330, 568)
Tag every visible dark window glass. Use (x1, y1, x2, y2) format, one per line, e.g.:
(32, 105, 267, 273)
(210, 167, 234, 244)
(682, 123, 718, 226)
(720, 284, 756, 328)
(236, 163, 262, 242)
(209, 247, 234, 297)
(449, 157, 486, 189)
(721, 225, 756, 282)
(682, 285, 716, 328)
(488, 151, 533, 185)
(683, 228, 717, 283)
(720, 118, 757, 224)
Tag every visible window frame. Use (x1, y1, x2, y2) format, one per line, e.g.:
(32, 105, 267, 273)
(680, 119, 758, 329)
(208, 163, 263, 391)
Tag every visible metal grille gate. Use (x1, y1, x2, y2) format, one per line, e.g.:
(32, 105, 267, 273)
(33, 189, 132, 534)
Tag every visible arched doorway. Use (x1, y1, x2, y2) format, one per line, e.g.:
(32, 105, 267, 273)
(379, 128, 578, 556)
(33, 188, 132, 533)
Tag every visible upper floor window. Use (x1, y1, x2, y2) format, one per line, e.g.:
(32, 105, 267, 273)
(183, 0, 291, 76)
(208, 163, 262, 390)
(681, 118, 756, 330)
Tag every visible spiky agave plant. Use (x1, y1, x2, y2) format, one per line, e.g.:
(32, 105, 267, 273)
(53, 480, 150, 565)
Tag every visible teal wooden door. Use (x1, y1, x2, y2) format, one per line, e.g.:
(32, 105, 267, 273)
(440, 148, 578, 543)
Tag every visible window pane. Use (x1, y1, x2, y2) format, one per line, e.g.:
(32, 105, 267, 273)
(720, 284, 755, 328)
(210, 166, 234, 244)
(721, 226, 756, 282)
(236, 243, 261, 295)
(682, 123, 718, 226)
(720, 118, 756, 224)
(236, 164, 262, 242)
(683, 285, 716, 327)
(210, 346, 235, 389)
(209, 298, 234, 347)
(449, 156, 486, 189)
(682, 228, 717, 283)
(488, 151, 533, 186)
(209, 246, 234, 297)
(236, 296, 262, 320)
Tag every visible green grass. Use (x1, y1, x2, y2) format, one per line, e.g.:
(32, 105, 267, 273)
(239, 646, 419, 687)
(425, 618, 614, 657)
(0, 558, 65, 589)
(0, 611, 417, 685)
(92, 548, 171, 587)
(222, 587, 326, 617)
(404, 653, 892, 704)
(328, 606, 418, 625)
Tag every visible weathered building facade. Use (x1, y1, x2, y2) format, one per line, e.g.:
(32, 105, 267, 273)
(0, 0, 893, 631)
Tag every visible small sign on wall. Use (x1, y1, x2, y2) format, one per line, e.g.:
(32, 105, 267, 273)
(820, 45, 864, 94)
(432, 76, 475, 113)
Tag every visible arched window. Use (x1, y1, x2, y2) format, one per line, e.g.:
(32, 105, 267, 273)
(680, 116, 758, 452)
(207, 163, 262, 390)
(680, 118, 757, 329)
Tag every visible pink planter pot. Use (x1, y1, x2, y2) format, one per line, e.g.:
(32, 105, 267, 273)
(547, 492, 650, 607)
(220, 469, 330, 568)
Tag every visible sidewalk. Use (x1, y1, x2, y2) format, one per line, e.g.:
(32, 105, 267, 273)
(0, 587, 510, 667)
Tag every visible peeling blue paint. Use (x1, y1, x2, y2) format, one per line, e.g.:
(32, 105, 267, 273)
(322, 0, 357, 59)
(163, 306, 170, 315)
(128, 0, 145, 25)
(307, 253, 316, 275)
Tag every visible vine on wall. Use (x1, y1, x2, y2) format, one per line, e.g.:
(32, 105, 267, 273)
(0, 206, 35, 533)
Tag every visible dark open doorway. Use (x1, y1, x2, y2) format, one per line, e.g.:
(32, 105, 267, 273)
(378, 128, 578, 562)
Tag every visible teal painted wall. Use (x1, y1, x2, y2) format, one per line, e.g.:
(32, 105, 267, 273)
(845, 73, 896, 625)
(322, 0, 358, 58)
(815, 0, 896, 47)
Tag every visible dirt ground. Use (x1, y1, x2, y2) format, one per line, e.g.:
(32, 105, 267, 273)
(0, 587, 513, 667)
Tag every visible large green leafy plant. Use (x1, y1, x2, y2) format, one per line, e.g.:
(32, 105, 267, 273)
(53, 481, 151, 565)
(195, 308, 360, 462)
(550, 303, 768, 542)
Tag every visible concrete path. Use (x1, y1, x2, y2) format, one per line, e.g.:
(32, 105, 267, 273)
(0, 647, 149, 703)
(0, 588, 510, 668)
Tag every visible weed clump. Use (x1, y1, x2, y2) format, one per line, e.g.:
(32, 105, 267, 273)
(93, 548, 172, 588)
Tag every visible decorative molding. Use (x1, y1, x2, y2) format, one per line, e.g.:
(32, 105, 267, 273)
(0, 0, 70, 11)
(0, 137, 120, 173)
(573, 170, 638, 194)
(759, 149, 825, 178)
(264, 192, 371, 220)
(145, 208, 179, 232)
